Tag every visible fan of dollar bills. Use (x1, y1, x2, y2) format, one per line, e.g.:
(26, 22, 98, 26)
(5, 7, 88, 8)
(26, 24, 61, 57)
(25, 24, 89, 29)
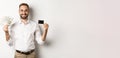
(0, 16, 13, 26)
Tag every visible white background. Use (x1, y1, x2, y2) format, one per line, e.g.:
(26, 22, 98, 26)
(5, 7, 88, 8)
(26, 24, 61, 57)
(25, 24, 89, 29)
(0, 0, 120, 58)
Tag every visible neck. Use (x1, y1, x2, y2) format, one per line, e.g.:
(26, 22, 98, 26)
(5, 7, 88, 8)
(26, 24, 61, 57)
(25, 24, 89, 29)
(21, 18, 28, 24)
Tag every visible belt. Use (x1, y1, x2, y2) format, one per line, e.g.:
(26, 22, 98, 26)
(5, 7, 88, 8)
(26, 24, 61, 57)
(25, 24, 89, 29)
(16, 49, 34, 55)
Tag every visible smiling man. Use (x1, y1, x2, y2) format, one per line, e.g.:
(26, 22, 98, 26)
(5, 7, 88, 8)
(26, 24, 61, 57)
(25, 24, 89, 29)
(3, 3, 49, 58)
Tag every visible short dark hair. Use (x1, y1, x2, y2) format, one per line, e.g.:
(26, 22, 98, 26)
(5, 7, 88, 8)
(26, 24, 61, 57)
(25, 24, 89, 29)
(19, 3, 29, 9)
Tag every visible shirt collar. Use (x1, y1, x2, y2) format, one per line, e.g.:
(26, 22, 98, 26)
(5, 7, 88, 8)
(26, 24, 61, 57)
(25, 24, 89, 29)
(18, 19, 30, 24)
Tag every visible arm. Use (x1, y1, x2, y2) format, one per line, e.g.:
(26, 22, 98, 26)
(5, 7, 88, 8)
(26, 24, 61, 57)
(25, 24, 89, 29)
(5, 31, 10, 41)
(41, 23, 49, 41)
(3, 25, 10, 41)
(3, 24, 14, 46)
(35, 23, 49, 45)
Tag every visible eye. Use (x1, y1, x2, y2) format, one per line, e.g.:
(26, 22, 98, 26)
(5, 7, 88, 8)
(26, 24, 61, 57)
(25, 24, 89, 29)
(25, 9, 28, 12)
(20, 10, 23, 12)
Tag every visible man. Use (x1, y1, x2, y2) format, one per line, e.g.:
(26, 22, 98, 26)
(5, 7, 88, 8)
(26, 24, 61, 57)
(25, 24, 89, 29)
(3, 3, 49, 58)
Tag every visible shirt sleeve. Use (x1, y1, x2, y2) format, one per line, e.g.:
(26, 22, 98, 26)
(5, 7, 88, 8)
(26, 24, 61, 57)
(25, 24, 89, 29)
(6, 37, 13, 46)
(34, 24, 45, 45)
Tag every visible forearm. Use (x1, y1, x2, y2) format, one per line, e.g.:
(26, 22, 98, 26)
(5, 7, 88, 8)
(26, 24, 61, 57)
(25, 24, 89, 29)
(41, 29, 48, 41)
(4, 31, 10, 41)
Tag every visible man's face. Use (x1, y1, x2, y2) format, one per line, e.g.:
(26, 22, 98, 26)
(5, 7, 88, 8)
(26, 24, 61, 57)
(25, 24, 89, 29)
(19, 5, 29, 19)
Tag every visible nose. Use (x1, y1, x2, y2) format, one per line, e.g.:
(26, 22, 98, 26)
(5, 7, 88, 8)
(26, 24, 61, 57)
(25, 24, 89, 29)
(21, 11, 26, 14)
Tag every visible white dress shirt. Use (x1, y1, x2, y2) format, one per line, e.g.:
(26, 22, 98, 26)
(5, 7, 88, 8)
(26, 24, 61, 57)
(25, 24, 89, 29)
(7, 19, 44, 52)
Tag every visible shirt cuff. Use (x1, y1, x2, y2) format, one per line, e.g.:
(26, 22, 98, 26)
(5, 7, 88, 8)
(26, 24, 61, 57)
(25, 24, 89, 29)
(6, 38, 13, 46)
(38, 40, 45, 45)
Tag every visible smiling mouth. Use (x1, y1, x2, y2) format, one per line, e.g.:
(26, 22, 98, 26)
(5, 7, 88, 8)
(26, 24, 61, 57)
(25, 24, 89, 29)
(22, 14, 26, 16)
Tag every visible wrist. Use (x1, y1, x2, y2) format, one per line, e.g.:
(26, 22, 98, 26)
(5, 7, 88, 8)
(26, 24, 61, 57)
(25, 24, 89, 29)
(5, 31, 9, 33)
(5, 31, 8, 33)
(44, 29, 48, 31)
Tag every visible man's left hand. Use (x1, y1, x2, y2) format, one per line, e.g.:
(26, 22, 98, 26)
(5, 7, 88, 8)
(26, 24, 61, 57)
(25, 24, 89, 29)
(43, 23, 49, 30)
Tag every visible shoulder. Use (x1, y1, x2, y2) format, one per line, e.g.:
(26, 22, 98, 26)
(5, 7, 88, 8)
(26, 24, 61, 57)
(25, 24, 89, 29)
(29, 20, 40, 30)
(9, 21, 17, 29)
(29, 20, 39, 27)
(29, 20, 38, 24)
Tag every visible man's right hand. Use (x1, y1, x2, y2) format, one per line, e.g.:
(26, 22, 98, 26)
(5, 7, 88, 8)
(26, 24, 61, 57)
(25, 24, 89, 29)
(3, 25, 9, 32)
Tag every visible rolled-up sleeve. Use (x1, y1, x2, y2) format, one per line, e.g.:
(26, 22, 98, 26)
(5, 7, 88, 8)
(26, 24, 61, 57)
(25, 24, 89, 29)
(6, 37, 13, 46)
(35, 24, 45, 45)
